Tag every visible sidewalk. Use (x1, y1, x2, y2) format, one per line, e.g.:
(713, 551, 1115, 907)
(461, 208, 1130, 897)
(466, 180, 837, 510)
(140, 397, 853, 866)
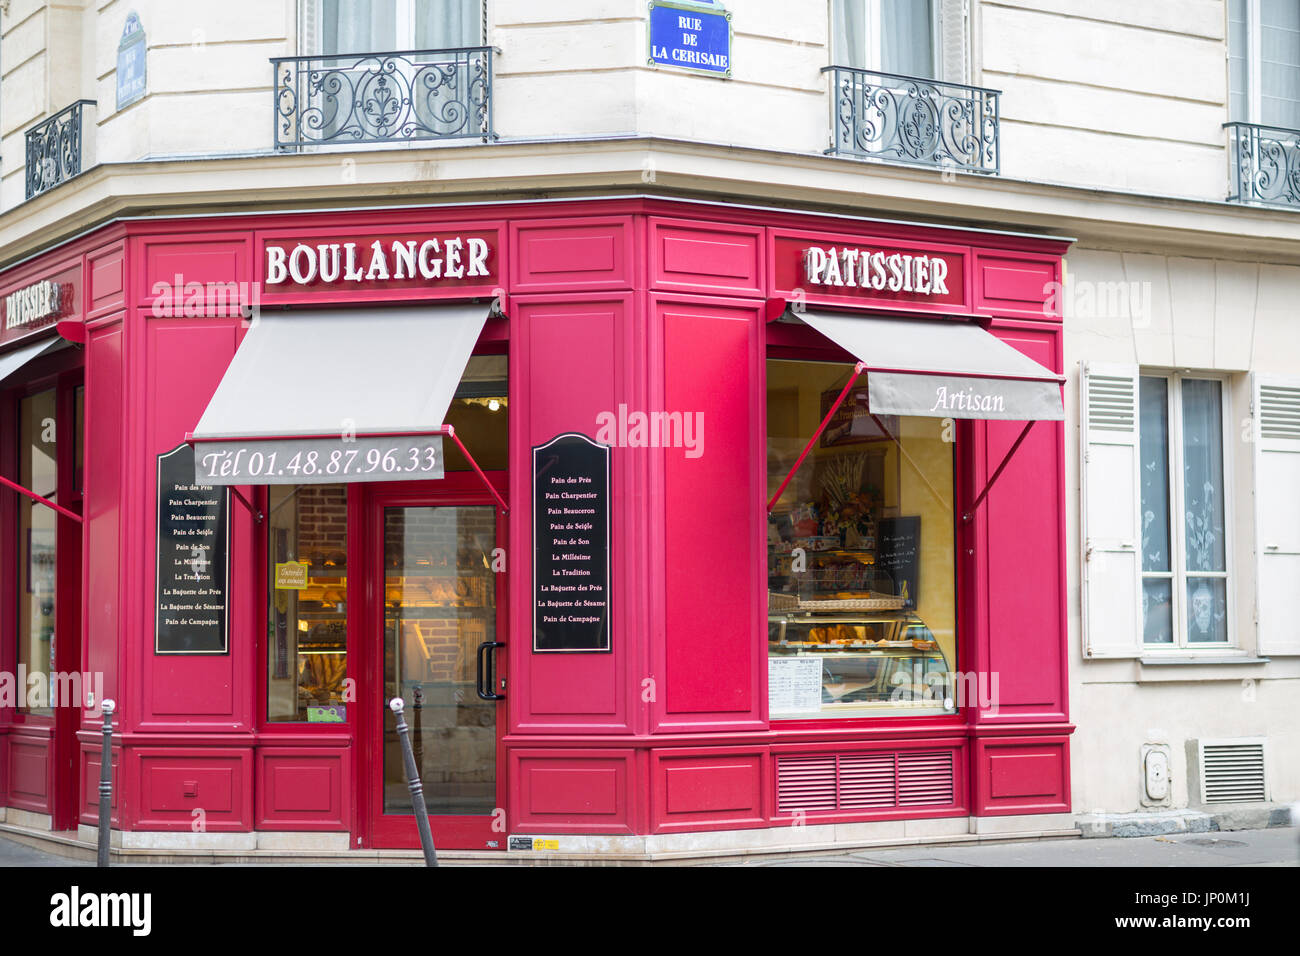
(2, 826, 1296, 866)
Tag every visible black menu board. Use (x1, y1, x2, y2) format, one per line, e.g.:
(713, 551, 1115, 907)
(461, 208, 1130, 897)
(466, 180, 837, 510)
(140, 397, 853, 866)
(533, 433, 610, 652)
(155, 443, 230, 654)
(876, 515, 921, 609)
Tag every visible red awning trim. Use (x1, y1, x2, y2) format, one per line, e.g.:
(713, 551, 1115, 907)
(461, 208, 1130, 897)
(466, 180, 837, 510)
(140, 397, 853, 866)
(0, 473, 82, 524)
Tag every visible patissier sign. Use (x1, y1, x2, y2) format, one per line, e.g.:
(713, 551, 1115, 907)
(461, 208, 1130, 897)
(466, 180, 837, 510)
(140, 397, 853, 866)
(4, 279, 62, 330)
(804, 245, 951, 296)
(265, 235, 493, 287)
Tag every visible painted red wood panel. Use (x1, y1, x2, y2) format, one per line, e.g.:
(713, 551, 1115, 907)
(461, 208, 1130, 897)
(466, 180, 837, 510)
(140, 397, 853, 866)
(84, 324, 123, 715)
(649, 218, 765, 297)
(256, 748, 350, 830)
(656, 296, 765, 731)
(508, 748, 637, 834)
(139, 235, 252, 317)
(970, 734, 1071, 815)
(510, 218, 634, 293)
(79, 742, 120, 826)
(140, 320, 250, 729)
(510, 296, 636, 734)
(131, 747, 252, 830)
(87, 242, 126, 318)
(650, 748, 766, 833)
(7, 734, 51, 813)
(974, 253, 1061, 320)
(970, 324, 1068, 724)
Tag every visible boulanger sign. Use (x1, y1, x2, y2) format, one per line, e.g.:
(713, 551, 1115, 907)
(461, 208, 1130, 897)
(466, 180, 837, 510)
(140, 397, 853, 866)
(266, 236, 492, 286)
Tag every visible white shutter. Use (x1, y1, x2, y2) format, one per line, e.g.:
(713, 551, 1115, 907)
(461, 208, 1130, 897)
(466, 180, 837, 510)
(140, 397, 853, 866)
(1080, 362, 1143, 657)
(1254, 373, 1300, 656)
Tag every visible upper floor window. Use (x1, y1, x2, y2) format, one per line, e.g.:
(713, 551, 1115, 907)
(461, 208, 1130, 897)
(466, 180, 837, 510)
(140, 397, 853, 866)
(1229, 0, 1300, 129)
(307, 0, 481, 56)
(832, 0, 941, 79)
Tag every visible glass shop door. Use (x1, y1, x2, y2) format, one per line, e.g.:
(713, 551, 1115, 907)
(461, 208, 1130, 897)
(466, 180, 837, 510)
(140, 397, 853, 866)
(365, 483, 506, 850)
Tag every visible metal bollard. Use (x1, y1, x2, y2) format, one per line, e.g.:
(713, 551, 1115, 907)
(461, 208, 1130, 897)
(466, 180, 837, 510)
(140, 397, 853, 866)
(390, 697, 437, 866)
(98, 699, 116, 868)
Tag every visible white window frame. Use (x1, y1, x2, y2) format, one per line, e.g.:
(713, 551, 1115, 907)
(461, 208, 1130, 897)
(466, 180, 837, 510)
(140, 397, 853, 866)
(1139, 371, 1235, 653)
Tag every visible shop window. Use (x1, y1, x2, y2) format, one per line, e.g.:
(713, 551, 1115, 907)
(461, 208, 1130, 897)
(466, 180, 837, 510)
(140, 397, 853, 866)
(1229, 0, 1300, 129)
(1138, 375, 1231, 647)
(1082, 366, 1234, 657)
(267, 483, 350, 723)
(16, 389, 58, 715)
(767, 359, 957, 718)
(264, 354, 506, 723)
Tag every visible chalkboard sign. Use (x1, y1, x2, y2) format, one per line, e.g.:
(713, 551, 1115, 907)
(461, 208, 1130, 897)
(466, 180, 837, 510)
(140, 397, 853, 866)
(876, 515, 920, 608)
(533, 433, 611, 652)
(155, 443, 230, 654)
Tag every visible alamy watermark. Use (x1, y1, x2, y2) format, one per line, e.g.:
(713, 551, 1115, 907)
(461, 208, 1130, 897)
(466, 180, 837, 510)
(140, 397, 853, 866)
(0, 667, 105, 711)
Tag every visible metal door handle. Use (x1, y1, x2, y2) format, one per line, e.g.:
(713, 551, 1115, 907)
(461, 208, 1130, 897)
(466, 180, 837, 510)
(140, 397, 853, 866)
(476, 641, 505, 701)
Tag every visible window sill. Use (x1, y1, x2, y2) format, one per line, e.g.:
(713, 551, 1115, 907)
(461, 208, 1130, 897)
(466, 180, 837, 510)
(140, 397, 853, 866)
(1139, 655, 1269, 666)
(1134, 654, 1273, 683)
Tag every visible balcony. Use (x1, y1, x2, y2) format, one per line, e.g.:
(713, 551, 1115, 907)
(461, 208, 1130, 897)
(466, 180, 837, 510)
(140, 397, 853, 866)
(823, 66, 999, 175)
(1225, 121, 1300, 209)
(25, 100, 96, 201)
(272, 47, 496, 151)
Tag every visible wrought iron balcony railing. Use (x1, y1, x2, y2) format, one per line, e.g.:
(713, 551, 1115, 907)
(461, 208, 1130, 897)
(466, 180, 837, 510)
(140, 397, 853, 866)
(25, 99, 96, 201)
(272, 47, 496, 150)
(1225, 121, 1300, 209)
(823, 66, 999, 175)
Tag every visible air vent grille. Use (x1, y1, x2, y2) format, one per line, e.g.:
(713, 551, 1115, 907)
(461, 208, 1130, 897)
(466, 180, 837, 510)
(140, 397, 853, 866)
(1201, 742, 1266, 804)
(777, 750, 955, 814)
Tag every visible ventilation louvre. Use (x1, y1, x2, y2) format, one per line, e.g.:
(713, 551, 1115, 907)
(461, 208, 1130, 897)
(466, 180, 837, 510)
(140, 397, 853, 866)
(1086, 373, 1136, 433)
(1200, 741, 1267, 804)
(777, 751, 955, 814)
(1259, 384, 1300, 441)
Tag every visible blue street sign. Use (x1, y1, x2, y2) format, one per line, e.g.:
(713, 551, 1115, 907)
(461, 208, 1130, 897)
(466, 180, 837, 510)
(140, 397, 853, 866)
(648, 1, 732, 77)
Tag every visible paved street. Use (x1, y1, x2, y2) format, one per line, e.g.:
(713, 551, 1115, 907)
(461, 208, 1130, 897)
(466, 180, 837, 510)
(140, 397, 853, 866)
(2, 826, 1296, 867)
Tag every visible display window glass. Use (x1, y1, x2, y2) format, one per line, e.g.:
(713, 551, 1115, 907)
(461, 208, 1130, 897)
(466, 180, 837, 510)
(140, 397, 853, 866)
(767, 359, 957, 718)
(263, 353, 507, 723)
(17, 389, 58, 716)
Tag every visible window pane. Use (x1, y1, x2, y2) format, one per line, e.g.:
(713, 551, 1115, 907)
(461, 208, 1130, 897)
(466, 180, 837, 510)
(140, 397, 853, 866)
(767, 360, 955, 718)
(1186, 577, 1228, 643)
(1141, 578, 1173, 644)
(267, 484, 349, 722)
(1138, 377, 1171, 572)
(18, 390, 58, 715)
(881, 0, 936, 78)
(417, 1, 479, 48)
(1181, 379, 1226, 573)
(1261, 0, 1300, 128)
(832, 0, 869, 70)
(322, 0, 398, 55)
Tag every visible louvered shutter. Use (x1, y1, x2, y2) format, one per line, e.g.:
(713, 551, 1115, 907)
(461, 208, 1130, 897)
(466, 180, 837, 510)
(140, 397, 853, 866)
(1080, 362, 1143, 657)
(1254, 374, 1300, 656)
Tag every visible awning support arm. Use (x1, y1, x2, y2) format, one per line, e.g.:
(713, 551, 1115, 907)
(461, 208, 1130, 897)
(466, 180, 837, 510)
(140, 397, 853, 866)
(0, 474, 82, 524)
(446, 426, 509, 516)
(962, 420, 1036, 523)
(767, 362, 865, 514)
(228, 486, 264, 523)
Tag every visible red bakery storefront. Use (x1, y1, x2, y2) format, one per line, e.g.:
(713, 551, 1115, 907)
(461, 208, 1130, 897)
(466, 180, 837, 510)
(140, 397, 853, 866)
(0, 197, 1072, 856)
